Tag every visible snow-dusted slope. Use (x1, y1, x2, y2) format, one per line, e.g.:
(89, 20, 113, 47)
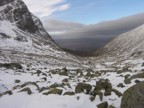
(0, 0, 82, 68)
(1, 1, 144, 108)
(95, 24, 144, 57)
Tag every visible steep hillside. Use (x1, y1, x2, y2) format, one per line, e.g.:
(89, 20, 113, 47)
(0, 0, 82, 68)
(94, 24, 144, 58)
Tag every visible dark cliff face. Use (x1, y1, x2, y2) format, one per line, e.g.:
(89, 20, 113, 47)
(0, 0, 38, 33)
(0, 0, 15, 6)
(0, 0, 52, 39)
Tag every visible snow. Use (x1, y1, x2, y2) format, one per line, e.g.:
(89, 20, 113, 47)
(94, 24, 144, 57)
(0, 5, 6, 11)
(0, 0, 144, 108)
(0, 58, 143, 108)
(0, 20, 83, 68)
(1, 18, 143, 108)
(0, 93, 96, 108)
(0, 21, 17, 38)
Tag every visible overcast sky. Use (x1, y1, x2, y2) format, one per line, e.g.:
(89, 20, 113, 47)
(23, 0, 144, 51)
(43, 13, 144, 51)
(44, 13, 144, 39)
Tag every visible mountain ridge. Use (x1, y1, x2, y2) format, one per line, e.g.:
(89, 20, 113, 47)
(94, 23, 144, 58)
(0, 0, 83, 68)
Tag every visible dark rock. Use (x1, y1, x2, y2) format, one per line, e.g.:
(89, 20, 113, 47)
(5, 90, 13, 95)
(121, 81, 144, 108)
(124, 79, 131, 84)
(0, 90, 13, 97)
(112, 89, 122, 97)
(75, 83, 92, 94)
(1, 0, 38, 33)
(131, 72, 144, 79)
(14, 35, 28, 42)
(0, 63, 22, 69)
(42, 77, 47, 81)
(93, 79, 112, 97)
(36, 70, 42, 76)
(39, 87, 49, 93)
(142, 62, 144, 67)
(0, 0, 15, 6)
(135, 80, 141, 84)
(62, 78, 69, 83)
(97, 102, 108, 108)
(108, 105, 115, 108)
(59, 68, 68, 76)
(42, 73, 47, 77)
(76, 69, 83, 76)
(0, 33, 10, 38)
(117, 83, 125, 88)
(43, 88, 63, 95)
(76, 96, 80, 100)
(49, 83, 63, 89)
(124, 74, 130, 79)
(124, 72, 144, 84)
(19, 87, 32, 95)
(0, 0, 52, 40)
(15, 80, 21, 83)
(59, 71, 68, 76)
(90, 96, 95, 102)
(85, 71, 95, 78)
(62, 67, 68, 72)
(20, 82, 39, 90)
(32, 70, 42, 76)
(13, 85, 21, 90)
(50, 69, 60, 74)
(63, 92, 75, 96)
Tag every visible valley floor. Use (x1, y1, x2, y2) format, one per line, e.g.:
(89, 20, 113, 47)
(0, 58, 144, 108)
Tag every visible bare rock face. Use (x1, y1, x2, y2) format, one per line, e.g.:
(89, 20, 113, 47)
(0, 0, 81, 68)
(121, 81, 144, 108)
(0, 0, 51, 39)
(0, 0, 15, 6)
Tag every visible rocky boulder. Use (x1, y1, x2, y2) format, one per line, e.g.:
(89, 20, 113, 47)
(75, 83, 92, 94)
(121, 81, 144, 108)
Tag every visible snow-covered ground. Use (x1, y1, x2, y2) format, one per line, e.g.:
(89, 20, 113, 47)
(0, 58, 143, 108)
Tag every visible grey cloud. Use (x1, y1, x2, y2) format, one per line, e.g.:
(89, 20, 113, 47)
(43, 19, 84, 32)
(43, 13, 144, 51)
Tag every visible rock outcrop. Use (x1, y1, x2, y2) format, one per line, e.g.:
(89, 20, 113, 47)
(0, 0, 82, 68)
(121, 81, 144, 108)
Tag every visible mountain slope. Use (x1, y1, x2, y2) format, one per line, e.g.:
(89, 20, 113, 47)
(1, 1, 144, 108)
(0, 0, 83, 68)
(95, 24, 144, 57)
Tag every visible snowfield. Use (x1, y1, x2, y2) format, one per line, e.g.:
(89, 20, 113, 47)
(0, 58, 144, 108)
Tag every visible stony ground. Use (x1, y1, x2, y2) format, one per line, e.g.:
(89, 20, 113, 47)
(0, 58, 144, 108)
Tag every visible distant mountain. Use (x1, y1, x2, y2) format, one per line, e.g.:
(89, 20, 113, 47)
(0, 0, 82, 67)
(94, 24, 144, 57)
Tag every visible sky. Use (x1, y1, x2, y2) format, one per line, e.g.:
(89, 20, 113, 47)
(23, 0, 144, 24)
(23, 0, 144, 51)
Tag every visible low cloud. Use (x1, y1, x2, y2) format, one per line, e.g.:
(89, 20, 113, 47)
(36, 12, 144, 51)
(42, 13, 144, 52)
(44, 13, 144, 40)
(23, 0, 70, 17)
(43, 19, 84, 33)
